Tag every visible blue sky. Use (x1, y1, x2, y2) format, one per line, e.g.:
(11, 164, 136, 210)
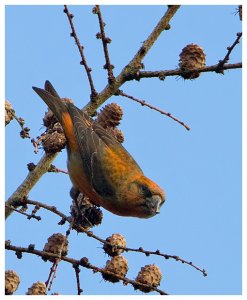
(5, 4, 242, 296)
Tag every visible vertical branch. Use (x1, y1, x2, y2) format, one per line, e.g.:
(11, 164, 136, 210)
(94, 5, 115, 83)
(74, 265, 83, 295)
(63, 5, 98, 100)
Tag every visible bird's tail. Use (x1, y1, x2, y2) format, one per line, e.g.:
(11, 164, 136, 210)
(32, 80, 67, 124)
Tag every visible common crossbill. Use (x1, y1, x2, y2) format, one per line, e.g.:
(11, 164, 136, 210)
(32, 81, 165, 218)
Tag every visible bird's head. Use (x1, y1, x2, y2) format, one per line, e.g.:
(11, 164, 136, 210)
(124, 175, 166, 218)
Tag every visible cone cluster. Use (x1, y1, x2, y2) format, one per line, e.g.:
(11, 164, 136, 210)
(43, 233, 68, 262)
(26, 281, 46, 295)
(5, 270, 20, 295)
(102, 233, 128, 282)
(135, 264, 162, 293)
(179, 43, 206, 79)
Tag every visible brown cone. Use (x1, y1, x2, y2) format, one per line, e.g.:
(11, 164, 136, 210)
(102, 256, 128, 283)
(43, 233, 68, 262)
(26, 281, 46, 295)
(5, 270, 20, 295)
(96, 103, 123, 129)
(179, 43, 206, 79)
(42, 123, 67, 153)
(103, 233, 126, 257)
(135, 264, 162, 293)
(70, 193, 103, 229)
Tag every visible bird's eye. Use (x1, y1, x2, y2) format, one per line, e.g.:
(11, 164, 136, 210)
(139, 184, 152, 198)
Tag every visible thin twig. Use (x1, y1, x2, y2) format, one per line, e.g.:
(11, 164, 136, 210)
(5, 243, 168, 295)
(31, 133, 46, 154)
(46, 259, 60, 291)
(73, 265, 83, 295)
(25, 198, 67, 220)
(94, 5, 115, 83)
(63, 5, 97, 100)
(5, 108, 26, 129)
(48, 164, 69, 175)
(117, 90, 190, 131)
(5, 107, 30, 139)
(217, 32, 242, 73)
(5, 205, 41, 221)
(27, 162, 69, 175)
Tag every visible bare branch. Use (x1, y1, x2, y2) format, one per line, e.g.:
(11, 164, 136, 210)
(216, 32, 242, 73)
(63, 5, 98, 100)
(48, 164, 69, 175)
(5, 205, 41, 221)
(73, 265, 83, 295)
(117, 90, 190, 131)
(129, 62, 242, 80)
(46, 259, 60, 291)
(94, 5, 115, 83)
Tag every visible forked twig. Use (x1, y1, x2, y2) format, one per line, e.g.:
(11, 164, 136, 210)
(217, 32, 242, 73)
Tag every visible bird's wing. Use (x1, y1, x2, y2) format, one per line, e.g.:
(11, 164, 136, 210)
(67, 104, 142, 199)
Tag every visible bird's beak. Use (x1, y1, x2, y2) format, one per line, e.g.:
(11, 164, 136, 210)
(152, 195, 163, 214)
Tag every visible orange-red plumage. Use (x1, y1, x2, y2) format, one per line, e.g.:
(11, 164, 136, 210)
(33, 81, 165, 218)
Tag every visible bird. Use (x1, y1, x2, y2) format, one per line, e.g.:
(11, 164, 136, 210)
(32, 81, 165, 218)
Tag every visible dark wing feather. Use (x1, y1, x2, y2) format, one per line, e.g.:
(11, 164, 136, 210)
(67, 104, 142, 199)
(67, 105, 116, 198)
(44, 80, 61, 98)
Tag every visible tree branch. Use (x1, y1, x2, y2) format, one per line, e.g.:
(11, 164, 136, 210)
(216, 32, 242, 73)
(83, 5, 181, 115)
(5, 153, 58, 219)
(129, 62, 242, 80)
(94, 5, 115, 83)
(117, 90, 190, 131)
